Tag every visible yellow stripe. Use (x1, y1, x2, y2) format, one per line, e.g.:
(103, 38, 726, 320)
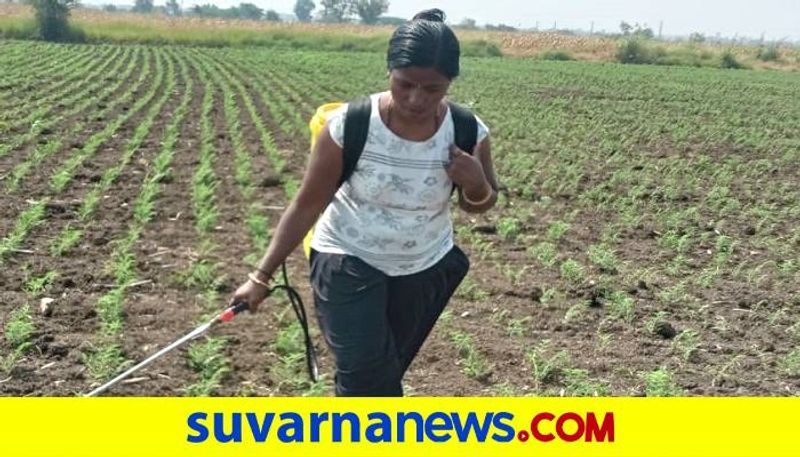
(0, 398, 797, 457)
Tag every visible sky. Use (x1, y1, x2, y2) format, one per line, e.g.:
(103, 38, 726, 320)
(88, 0, 800, 41)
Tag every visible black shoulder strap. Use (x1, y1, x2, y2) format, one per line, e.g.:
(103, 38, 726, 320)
(340, 96, 372, 186)
(448, 101, 478, 154)
(447, 101, 479, 196)
(340, 98, 477, 186)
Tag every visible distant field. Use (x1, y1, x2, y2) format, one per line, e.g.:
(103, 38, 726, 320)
(2, 3, 800, 69)
(0, 39, 799, 397)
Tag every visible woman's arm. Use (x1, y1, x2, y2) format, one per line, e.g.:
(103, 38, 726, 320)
(452, 136, 500, 214)
(254, 124, 342, 277)
(229, 123, 343, 311)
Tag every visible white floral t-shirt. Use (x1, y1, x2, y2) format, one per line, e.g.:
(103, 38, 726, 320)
(309, 92, 489, 276)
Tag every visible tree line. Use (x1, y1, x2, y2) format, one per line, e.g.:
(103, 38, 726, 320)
(19, 0, 516, 43)
(118, 0, 392, 25)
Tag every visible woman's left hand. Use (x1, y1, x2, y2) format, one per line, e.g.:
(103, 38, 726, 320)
(445, 145, 487, 193)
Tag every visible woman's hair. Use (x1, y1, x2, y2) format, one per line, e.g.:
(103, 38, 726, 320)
(386, 8, 460, 80)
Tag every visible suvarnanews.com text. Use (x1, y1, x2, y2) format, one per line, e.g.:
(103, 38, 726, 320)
(187, 410, 615, 444)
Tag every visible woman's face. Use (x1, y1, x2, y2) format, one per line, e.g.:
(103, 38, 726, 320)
(388, 66, 450, 120)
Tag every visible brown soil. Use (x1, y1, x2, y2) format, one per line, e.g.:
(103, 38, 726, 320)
(1, 44, 798, 398)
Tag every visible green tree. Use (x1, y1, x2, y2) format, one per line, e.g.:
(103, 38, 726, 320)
(351, 0, 388, 25)
(293, 0, 314, 22)
(191, 3, 232, 18)
(458, 17, 477, 29)
(319, 0, 348, 23)
(265, 9, 281, 21)
(30, 0, 78, 42)
(634, 24, 654, 39)
(619, 21, 653, 38)
(376, 15, 404, 26)
(132, 0, 153, 13)
(689, 32, 705, 43)
(486, 23, 517, 32)
(238, 2, 263, 20)
(165, 0, 181, 16)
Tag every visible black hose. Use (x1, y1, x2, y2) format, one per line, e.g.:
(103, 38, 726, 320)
(269, 262, 319, 383)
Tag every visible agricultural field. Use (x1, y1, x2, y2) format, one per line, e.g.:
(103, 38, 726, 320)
(1, 39, 799, 397)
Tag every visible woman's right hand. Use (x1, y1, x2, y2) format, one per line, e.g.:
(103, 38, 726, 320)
(229, 272, 272, 313)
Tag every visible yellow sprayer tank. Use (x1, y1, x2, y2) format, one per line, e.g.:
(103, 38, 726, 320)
(303, 102, 344, 259)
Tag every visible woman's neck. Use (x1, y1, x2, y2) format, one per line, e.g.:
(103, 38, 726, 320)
(381, 93, 443, 142)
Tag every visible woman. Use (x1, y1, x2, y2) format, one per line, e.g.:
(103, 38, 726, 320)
(229, 9, 500, 396)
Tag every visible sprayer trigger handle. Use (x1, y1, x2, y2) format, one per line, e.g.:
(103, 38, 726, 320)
(220, 301, 250, 322)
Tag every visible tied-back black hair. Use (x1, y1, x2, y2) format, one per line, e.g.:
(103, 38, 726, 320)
(387, 8, 460, 80)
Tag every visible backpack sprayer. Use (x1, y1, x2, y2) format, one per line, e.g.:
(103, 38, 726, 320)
(84, 263, 318, 397)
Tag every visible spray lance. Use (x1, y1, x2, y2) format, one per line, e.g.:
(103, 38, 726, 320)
(84, 264, 318, 397)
